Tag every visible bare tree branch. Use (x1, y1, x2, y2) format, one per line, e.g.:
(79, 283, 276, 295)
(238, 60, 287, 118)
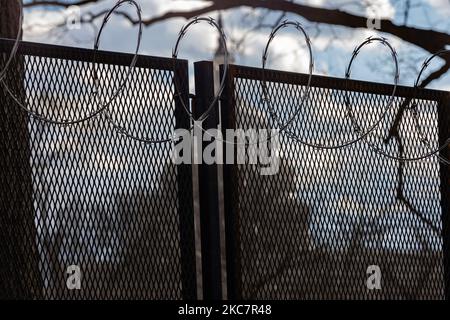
(139, 0, 450, 54)
(385, 61, 450, 143)
(23, 0, 101, 8)
(29, 0, 450, 56)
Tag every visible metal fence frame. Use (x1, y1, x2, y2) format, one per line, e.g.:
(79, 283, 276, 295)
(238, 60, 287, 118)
(219, 64, 450, 300)
(1, 39, 450, 299)
(0, 39, 197, 299)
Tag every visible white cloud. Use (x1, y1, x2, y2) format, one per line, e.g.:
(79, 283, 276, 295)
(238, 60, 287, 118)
(427, 0, 450, 14)
(365, 0, 396, 20)
(264, 33, 311, 73)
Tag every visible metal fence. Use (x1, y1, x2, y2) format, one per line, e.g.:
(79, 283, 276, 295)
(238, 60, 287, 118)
(0, 39, 196, 299)
(1, 40, 449, 300)
(220, 65, 450, 299)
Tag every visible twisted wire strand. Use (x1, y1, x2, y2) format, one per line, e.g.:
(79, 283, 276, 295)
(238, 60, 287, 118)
(172, 16, 229, 123)
(1, 0, 142, 127)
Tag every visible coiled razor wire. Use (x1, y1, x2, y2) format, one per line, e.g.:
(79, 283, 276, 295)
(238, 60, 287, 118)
(121, 16, 230, 144)
(257, 20, 314, 146)
(201, 20, 314, 146)
(172, 16, 228, 124)
(103, 14, 229, 144)
(169, 16, 236, 145)
(117, 16, 231, 143)
(344, 37, 403, 156)
(0, 0, 22, 82)
(1, 0, 142, 126)
(345, 41, 449, 163)
(94, 0, 146, 142)
(191, 19, 314, 146)
(409, 49, 450, 164)
(293, 36, 400, 150)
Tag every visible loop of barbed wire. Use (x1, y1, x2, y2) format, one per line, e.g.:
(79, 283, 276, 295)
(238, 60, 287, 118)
(172, 16, 228, 123)
(256, 20, 314, 146)
(410, 49, 450, 164)
(126, 16, 231, 144)
(185, 19, 314, 147)
(346, 37, 399, 140)
(195, 19, 315, 147)
(0, 0, 22, 82)
(94, 0, 147, 142)
(275, 36, 399, 150)
(170, 16, 241, 145)
(2, 0, 142, 126)
(289, 36, 400, 150)
(349, 45, 449, 163)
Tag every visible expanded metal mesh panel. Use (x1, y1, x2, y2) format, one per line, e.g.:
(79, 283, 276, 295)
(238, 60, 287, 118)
(223, 66, 448, 299)
(0, 40, 196, 299)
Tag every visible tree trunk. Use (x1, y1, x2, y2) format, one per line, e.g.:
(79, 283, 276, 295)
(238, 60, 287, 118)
(0, 0, 43, 299)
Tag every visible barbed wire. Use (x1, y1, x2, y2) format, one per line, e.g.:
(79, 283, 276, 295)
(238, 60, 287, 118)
(114, 16, 231, 144)
(94, 0, 146, 142)
(0, 0, 449, 163)
(411, 50, 450, 164)
(262, 20, 313, 133)
(343, 37, 400, 149)
(270, 35, 401, 150)
(173, 16, 229, 124)
(255, 20, 314, 147)
(133, 16, 231, 144)
(343, 45, 450, 163)
(1, 0, 142, 127)
(193, 19, 314, 146)
(260, 31, 449, 164)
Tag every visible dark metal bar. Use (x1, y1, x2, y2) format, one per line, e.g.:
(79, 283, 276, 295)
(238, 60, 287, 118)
(174, 59, 197, 300)
(193, 61, 222, 300)
(0, 50, 43, 299)
(228, 64, 448, 101)
(438, 94, 450, 300)
(219, 64, 242, 300)
(0, 38, 186, 70)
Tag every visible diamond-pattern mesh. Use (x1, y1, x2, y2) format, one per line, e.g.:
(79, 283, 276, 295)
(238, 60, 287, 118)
(1, 39, 448, 300)
(0, 40, 196, 299)
(223, 66, 448, 299)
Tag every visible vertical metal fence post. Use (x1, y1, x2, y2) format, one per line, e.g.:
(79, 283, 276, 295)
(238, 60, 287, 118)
(193, 61, 222, 300)
(219, 64, 242, 299)
(0, 40, 43, 299)
(174, 59, 197, 300)
(438, 93, 450, 300)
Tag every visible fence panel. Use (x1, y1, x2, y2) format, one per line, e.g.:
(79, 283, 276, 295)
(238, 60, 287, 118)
(1, 39, 449, 300)
(221, 64, 449, 299)
(0, 39, 197, 299)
